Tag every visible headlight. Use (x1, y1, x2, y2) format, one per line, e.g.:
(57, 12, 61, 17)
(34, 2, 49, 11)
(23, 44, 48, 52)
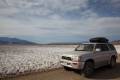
(72, 56, 81, 62)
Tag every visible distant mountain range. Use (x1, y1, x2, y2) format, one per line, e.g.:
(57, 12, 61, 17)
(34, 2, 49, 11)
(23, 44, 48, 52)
(111, 40, 120, 45)
(0, 37, 37, 45)
(47, 42, 82, 45)
(0, 37, 120, 45)
(48, 41, 120, 45)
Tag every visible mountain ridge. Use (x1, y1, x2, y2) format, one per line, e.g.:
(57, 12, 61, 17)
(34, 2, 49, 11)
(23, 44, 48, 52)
(0, 37, 37, 45)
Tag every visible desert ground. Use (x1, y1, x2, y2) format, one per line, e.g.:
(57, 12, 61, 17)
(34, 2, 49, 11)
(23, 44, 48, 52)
(1, 56, 120, 80)
(0, 45, 120, 80)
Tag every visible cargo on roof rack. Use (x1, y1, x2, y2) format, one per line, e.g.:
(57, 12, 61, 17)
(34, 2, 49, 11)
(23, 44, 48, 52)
(89, 37, 109, 43)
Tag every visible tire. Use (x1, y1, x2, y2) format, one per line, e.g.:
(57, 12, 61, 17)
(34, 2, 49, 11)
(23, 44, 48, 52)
(82, 61, 94, 77)
(64, 66, 71, 71)
(109, 57, 116, 68)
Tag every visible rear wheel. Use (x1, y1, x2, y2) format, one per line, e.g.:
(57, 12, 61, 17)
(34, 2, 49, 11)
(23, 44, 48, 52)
(109, 57, 116, 68)
(82, 61, 94, 77)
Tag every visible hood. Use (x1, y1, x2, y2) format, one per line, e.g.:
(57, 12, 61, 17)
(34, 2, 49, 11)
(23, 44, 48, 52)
(62, 51, 91, 57)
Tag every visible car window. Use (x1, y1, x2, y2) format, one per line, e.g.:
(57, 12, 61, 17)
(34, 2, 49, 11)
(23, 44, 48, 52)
(75, 44, 94, 51)
(108, 44, 116, 51)
(95, 44, 109, 51)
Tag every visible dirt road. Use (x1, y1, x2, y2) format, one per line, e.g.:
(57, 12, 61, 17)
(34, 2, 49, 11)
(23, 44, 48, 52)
(2, 57, 120, 80)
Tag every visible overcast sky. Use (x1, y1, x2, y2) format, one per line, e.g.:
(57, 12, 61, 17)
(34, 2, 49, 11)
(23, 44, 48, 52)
(0, 0, 120, 43)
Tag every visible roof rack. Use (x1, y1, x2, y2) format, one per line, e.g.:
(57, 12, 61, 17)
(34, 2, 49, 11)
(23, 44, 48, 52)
(89, 37, 109, 43)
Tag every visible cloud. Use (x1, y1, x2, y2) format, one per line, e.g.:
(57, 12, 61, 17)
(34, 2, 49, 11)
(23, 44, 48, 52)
(0, 8, 19, 16)
(0, 0, 120, 43)
(0, 0, 88, 17)
(0, 17, 51, 36)
(1, 16, 120, 38)
(89, 0, 120, 17)
(110, 0, 120, 8)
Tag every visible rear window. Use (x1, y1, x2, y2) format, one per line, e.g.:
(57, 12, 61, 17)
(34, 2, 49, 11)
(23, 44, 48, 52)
(108, 44, 116, 51)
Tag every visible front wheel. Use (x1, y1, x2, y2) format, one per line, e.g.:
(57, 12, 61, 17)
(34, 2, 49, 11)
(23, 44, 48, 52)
(64, 66, 71, 71)
(82, 61, 94, 77)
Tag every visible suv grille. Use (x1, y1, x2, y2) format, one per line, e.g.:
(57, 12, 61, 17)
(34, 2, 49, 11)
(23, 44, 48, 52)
(62, 56, 72, 61)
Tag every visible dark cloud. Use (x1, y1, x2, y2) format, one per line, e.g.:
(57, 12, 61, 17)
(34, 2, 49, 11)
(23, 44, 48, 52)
(88, 0, 120, 17)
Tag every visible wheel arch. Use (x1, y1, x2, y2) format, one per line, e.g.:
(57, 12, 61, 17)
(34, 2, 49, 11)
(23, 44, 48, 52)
(85, 59, 95, 63)
(84, 59, 95, 68)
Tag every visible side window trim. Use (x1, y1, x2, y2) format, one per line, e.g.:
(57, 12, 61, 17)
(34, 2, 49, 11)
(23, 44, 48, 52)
(93, 44, 96, 52)
(107, 44, 112, 51)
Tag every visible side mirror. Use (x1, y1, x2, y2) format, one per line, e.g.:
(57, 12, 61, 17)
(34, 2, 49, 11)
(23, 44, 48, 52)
(95, 48, 101, 52)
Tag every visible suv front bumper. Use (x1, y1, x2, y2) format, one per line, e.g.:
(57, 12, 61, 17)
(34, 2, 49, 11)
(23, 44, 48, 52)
(60, 59, 85, 70)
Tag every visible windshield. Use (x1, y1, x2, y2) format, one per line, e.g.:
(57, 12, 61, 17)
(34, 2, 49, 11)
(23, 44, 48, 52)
(75, 44, 94, 51)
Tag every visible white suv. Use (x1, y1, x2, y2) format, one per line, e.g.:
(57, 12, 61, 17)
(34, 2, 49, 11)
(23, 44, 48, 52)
(60, 41, 117, 77)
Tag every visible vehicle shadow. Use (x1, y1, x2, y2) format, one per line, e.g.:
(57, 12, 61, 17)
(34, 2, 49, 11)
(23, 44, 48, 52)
(88, 62, 120, 80)
(73, 61, 120, 79)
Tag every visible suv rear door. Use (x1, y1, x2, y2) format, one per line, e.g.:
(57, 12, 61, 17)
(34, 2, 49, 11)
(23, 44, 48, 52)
(94, 44, 110, 67)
